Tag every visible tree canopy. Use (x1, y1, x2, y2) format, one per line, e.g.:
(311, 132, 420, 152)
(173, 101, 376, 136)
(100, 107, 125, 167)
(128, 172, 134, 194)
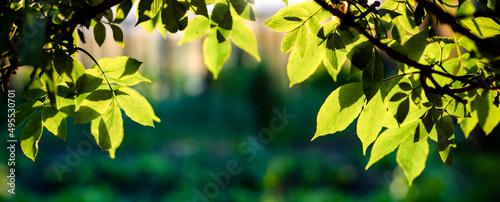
(2, 0, 500, 185)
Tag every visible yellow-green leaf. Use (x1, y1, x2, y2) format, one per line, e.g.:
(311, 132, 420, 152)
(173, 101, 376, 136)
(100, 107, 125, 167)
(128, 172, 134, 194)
(396, 136, 429, 186)
(287, 29, 323, 87)
(366, 121, 418, 169)
(313, 82, 365, 140)
(15, 100, 43, 128)
(357, 89, 386, 155)
(178, 16, 210, 45)
(21, 112, 43, 161)
(75, 89, 113, 124)
(115, 86, 160, 127)
(203, 28, 231, 79)
(90, 99, 123, 159)
(41, 102, 68, 140)
(231, 19, 261, 61)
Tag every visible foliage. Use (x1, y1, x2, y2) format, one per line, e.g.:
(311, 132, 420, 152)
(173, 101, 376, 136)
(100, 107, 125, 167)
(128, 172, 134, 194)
(1, 0, 500, 186)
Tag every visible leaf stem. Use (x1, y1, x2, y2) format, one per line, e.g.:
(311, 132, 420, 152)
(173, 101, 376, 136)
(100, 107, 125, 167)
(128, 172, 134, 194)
(75, 47, 114, 92)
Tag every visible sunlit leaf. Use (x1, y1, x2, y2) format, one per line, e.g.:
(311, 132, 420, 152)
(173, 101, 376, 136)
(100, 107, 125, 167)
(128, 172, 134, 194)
(136, 0, 163, 25)
(231, 19, 261, 61)
(313, 82, 365, 140)
(75, 89, 113, 124)
(396, 135, 429, 186)
(357, 89, 386, 155)
(41, 102, 67, 140)
(15, 100, 43, 129)
(179, 16, 210, 45)
(203, 28, 231, 79)
(115, 86, 160, 127)
(366, 121, 419, 169)
(21, 112, 43, 161)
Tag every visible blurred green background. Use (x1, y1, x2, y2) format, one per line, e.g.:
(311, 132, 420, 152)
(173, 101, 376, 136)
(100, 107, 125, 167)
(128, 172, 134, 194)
(2, 3, 500, 201)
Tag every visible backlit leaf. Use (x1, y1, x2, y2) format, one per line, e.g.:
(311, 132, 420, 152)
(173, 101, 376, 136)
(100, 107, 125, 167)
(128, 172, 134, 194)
(263, 5, 308, 32)
(362, 51, 384, 102)
(104, 56, 143, 79)
(41, 102, 67, 140)
(396, 135, 429, 186)
(366, 121, 418, 169)
(115, 86, 160, 126)
(75, 89, 113, 124)
(287, 29, 323, 87)
(179, 16, 210, 45)
(136, 0, 163, 25)
(357, 89, 386, 155)
(15, 100, 42, 128)
(21, 112, 43, 161)
(203, 28, 231, 79)
(90, 99, 123, 159)
(313, 82, 365, 140)
(231, 19, 261, 61)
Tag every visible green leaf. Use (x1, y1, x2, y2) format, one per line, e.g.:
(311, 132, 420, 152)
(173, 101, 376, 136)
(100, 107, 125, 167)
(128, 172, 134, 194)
(15, 100, 43, 128)
(461, 17, 500, 38)
(313, 82, 366, 140)
(90, 99, 123, 159)
(139, 13, 160, 33)
(396, 135, 429, 186)
(162, 0, 188, 33)
(231, 19, 261, 61)
(110, 24, 124, 48)
(114, 0, 133, 23)
(281, 28, 299, 53)
(52, 50, 86, 91)
(182, 0, 208, 17)
(115, 86, 160, 126)
(296, 25, 309, 58)
(396, 98, 410, 124)
(476, 92, 500, 135)
(212, 2, 233, 39)
(108, 72, 152, 86)
(437, 115, 455, 165)
(287, 29, 323, 87)
(81, 68, 104, 94)
(263, 5, 309, 32)
(403, 29, 429, 61)
(459, 116, 478, 138)
(21, 112, 43, 161)
(178, 16, 210, 45)
(350, 41, 374, 70)
(75, 89, 113, 124)
(136, 0, 163, 25)
(324, 32, 346, 72)
(94, 21, 106, 47)
(23, 77, 46, 100)
(229, 0, 256, 21)
(366, 121, 419, 169)
(203, 28, 231, 79)
(357, 89, 386, 155)
(41, 102, 68, 140)
(362, 51, 384, 102)
(104, 56, 143, 79)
